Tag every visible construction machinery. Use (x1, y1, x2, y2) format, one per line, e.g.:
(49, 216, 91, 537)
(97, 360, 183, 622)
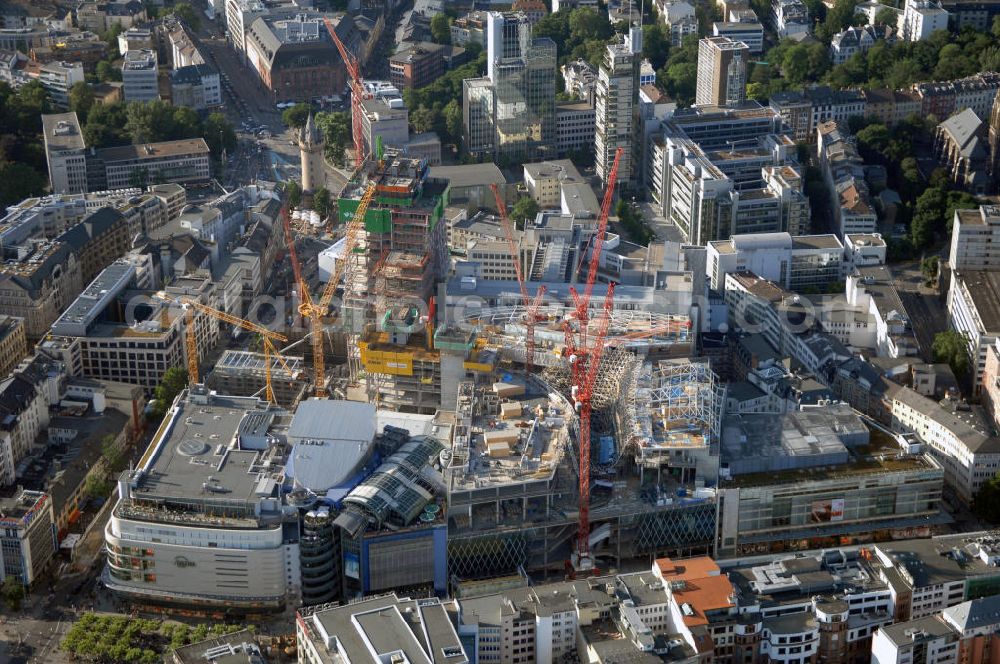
(490, 183, 547, 375)
(566, 282, 616, 573)
(292, 182, 377, 398)
(157, 295, 291, 404)
(571, 146, 623, 329)
(322, 18, 367, 167)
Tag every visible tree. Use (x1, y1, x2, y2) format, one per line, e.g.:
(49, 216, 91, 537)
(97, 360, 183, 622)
(102, 434, 124, 472)
(151, 367, 188, 420)
(511, 196, 540, 227)
(203, 112, 236, 156)
(315, 111, 350, 165)
(83, 474, 111, 500)
(313, 187, 331, 219)
(443, 99, 462, 148)
(169, 3, 201, 31)
(410, 106, 439, 134)
(974, 475, 1000, 523)
(0, 161, 45, 209)
(642, 22, 669, 70)
(3, 576, 24, 611)
(920, 255, 939, 284)
(285, 180, 302, 209)
(932, 330, 970, 379)
(874, 6, 898, 25)
(68, 82, 95, 122)
(96, 60, 121, 83)
(430, 13, 451, 44)
(282, 103, 312, 129)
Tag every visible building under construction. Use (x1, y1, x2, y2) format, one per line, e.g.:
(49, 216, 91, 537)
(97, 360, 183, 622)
(336, 150, 449, 413)
(207, 350, 309, 408)
(435, 304, 723, 582)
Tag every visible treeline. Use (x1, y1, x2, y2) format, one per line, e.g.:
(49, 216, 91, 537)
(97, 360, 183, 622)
(70, 89, 236, 157)
(0, 81, 55, 207)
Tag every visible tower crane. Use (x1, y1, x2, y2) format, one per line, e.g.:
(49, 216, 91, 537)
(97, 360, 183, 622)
(322, 18, 367, 168)
(490, 183, 546, 374)
(571, 146, 623, 331)
(293, 182, 376, 397)
(157, 296, 290, 404)
(565, 280, 616, 573)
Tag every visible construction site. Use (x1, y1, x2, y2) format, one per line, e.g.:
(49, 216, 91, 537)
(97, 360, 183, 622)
(272, 26, 729, 583)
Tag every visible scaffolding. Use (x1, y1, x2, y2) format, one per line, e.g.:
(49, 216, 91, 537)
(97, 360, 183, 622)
(337, 150, 449, 408)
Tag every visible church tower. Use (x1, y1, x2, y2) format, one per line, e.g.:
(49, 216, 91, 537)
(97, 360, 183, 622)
(299, 113, 325, 194)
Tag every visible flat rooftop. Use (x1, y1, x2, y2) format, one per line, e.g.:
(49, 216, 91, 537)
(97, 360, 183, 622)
(956, 270, 1000, 332)
(42, 112, 85, 151)
(97, 138, 210, 162)
(792, 234, 843, 251)
(723, 426, 938, 487)
(133, 391, 284, 506)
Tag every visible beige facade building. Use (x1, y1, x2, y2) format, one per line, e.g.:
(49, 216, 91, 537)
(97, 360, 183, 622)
(696, 36, 749, 108)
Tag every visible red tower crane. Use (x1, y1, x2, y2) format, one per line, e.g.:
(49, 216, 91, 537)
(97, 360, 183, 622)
(491, 183, 546, 374)
(323, 18, 367, 168)
(572, 146, 623, 328)
(566, 280, 616, 572)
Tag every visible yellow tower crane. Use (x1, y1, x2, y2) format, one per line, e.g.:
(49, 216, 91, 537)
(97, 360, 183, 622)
(160, 295, 291, 404)
(294, 182, 376, 398)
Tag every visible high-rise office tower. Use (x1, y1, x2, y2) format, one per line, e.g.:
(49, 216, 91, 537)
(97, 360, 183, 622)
(595, 27, 641, 191)
(696, 36, 749, 108)
(463, 11, 556, 162)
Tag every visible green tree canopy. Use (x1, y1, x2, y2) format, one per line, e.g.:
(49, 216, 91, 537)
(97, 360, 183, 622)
(313, 187, 331, 219)
(932, 330, 970, 379)
(69, 81, 95, 122)
(151, 367, 188, 420)
(430, 13, 451, 44)
(282, 103, 312, 129)
(511, 196, 540, 228)
(974, 475, 1000, 523)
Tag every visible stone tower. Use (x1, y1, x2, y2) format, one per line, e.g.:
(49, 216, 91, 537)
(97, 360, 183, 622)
(299, 112, 325, 194)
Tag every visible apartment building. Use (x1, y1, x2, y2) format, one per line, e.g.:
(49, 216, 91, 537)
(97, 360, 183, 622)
(170, 64, 221, 110)
(659, 0, 698, 46)
(889, 386, 1000, 503)
(915, 72, 1000, 121)
(0, 239, 83, 339)
(707, 232, 844, 292)
(0, 316, 27, 379)
(0, 490, 55, 586)
(121, 49, 158, 102)
(844, 233, 887, 272)
(104, 388, 296, 611)
(39, 256, 217, 393)
(947, 269, 1000, 393)
(863, 88, 923, 127)
(555, 101, 596, 155)
(773, 0, 810, 36)
(901, 0, 949, 40)
(818, 120, 878, 236)
(297, 594, 468, 663)
(0, 356, 59, 485)
(224, 0, 266, 59)
(41, 112, 88, 195)
(388, 41, 445, 90)
(712, 21, 763, 54)
(696, 36, 749, 107)
(37, 60, 83, 108)
(89, 139, 211, 190)
(561, 58, 597, 103)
